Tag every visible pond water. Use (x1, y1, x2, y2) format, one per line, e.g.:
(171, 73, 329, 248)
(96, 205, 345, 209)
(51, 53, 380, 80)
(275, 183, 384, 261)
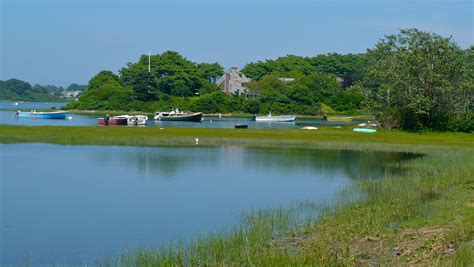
(0, 144, 419, 266)
(0, 110, 356, 129)
(0, 101, 360, 129)
(0, 101, 68, 111)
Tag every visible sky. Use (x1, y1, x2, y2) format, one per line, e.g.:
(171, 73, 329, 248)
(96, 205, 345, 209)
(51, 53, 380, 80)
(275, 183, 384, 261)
(1, 0, 472, 86)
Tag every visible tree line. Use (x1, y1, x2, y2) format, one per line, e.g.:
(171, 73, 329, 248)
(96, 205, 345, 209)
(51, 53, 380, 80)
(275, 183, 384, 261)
(65, 28, 472, 132)
(0, 79, 87, 102)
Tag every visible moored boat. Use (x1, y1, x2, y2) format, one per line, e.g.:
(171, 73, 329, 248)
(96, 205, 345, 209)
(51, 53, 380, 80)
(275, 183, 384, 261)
(155, 109, 203, 122)
(353, 128, 377, 133)
(16, 110, 68, 119)
(252, 111, 295, 122)
(98, 117, 128, 125)
(235, 124, 248, 129)
(114, 115, 148, 125)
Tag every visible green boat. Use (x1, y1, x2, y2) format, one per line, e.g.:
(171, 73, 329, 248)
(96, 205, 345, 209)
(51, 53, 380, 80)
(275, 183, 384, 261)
(155, 112, 203, 122)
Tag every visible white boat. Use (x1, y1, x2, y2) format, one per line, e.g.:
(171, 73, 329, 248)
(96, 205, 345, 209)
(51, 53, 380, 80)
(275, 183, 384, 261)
(252, 111, 296, 122)
(154, 109, 203, 122)
(114, 115, 148, 125)
(154, 109, 185, 120)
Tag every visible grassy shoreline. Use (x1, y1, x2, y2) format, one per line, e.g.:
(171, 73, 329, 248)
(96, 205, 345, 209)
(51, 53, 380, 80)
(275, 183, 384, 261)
(0, 125, 472, 148)
(1, 125, 473, 265)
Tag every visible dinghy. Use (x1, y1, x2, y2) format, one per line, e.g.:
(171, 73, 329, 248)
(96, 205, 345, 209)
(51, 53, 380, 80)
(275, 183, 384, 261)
(16, 110, 68, 119)
(353, 128, 377, 133)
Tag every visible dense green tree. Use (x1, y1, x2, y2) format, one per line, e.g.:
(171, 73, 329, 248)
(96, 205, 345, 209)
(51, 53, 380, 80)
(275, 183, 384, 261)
(242, 55, 315, 80)
(120, 51, 208, 97)
(67, 70, 132, 110)
(192, 91, 229, 113)
(243, 98, 261, 114)
(242, 53, 367, 88)
(310, 53, 367, 87)
(364, 28, 472, 131)
(198, 63, 224, 82)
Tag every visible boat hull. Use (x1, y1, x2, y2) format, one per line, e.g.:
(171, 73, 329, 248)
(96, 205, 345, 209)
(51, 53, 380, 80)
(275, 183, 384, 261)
(98, 118, 128, 125)
(254, 115, 296, 122)
(159, 112, 203, 122)
(115, 115, 148, 125)
(17, 111, 68, 119)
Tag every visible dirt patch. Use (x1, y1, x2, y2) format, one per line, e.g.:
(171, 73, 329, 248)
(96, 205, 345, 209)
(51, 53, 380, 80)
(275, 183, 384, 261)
(350, 226, 458, 265)
(271, 226, 460, 265)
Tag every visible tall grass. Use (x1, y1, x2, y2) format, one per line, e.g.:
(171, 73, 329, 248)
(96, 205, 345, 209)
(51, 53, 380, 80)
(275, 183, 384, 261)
(0, 125, 473, 149)
(2, 126, 472, 265)
(102, 147, 473, 266)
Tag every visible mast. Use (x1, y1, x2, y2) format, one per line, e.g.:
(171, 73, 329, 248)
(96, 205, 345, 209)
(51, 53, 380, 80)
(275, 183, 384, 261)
(148, 51, 151, 73)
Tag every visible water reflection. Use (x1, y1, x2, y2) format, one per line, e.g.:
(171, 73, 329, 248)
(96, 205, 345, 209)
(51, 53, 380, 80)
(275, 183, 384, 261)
(0, 144, 419, 266)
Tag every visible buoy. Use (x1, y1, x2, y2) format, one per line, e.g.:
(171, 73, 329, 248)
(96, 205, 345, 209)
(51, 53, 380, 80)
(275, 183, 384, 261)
(301, 126, 318, 130)
(160, 128, 164, 130)
(195, 138, 199, 145)
(68, 116, 72, 120)
(210, 120, 213, 123)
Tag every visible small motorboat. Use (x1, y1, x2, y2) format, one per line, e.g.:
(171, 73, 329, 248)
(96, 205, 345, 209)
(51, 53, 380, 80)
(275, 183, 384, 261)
(15, 110, 68, 119)
(114, 115, 148, 125)
(98, 117, 128, 125)
(235, 124, 248, 129)
(155, 109, 203, 122)
(252, 111, 295, 122)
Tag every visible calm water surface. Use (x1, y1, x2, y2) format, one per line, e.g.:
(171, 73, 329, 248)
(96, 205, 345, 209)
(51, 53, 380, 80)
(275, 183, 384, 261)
(0, 110, 356, 129)
(0, 101, 359, 129)
(0, 101, 68, 111)
(0, 144, 418, 266)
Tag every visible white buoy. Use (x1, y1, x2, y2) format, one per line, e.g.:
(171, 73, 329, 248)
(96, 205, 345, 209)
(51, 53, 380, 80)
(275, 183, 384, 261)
(195, 138, 199, 145)
(210, 120, 213, 123)
(160, 128, 164, 130)
(68, 116, 72, 120)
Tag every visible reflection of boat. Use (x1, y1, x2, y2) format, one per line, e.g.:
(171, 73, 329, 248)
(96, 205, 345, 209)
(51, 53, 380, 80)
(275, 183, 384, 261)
(16, 110, 68, 119)
(98, 117, 128, 125)
(235, 124, 248, 129)
(114, 115, 148, 125)
(252, 111, 295, 122)
(155, 109, 203, 122)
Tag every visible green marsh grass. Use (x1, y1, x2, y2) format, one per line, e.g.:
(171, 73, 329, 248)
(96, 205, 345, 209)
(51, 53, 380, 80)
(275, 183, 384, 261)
(1, 125, 473, 265)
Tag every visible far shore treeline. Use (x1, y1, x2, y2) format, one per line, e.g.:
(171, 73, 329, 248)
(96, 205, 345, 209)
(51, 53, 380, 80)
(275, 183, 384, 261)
(0, 80, 86, 102)
(4, 29, 473, 132)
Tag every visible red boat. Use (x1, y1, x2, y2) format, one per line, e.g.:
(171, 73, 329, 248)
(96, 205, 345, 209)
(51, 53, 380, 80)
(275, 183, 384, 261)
(98, 117, 128, 125)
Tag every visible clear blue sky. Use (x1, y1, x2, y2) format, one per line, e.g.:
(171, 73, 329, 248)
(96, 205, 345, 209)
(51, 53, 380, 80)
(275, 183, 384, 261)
(1, 0, 472, 86)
